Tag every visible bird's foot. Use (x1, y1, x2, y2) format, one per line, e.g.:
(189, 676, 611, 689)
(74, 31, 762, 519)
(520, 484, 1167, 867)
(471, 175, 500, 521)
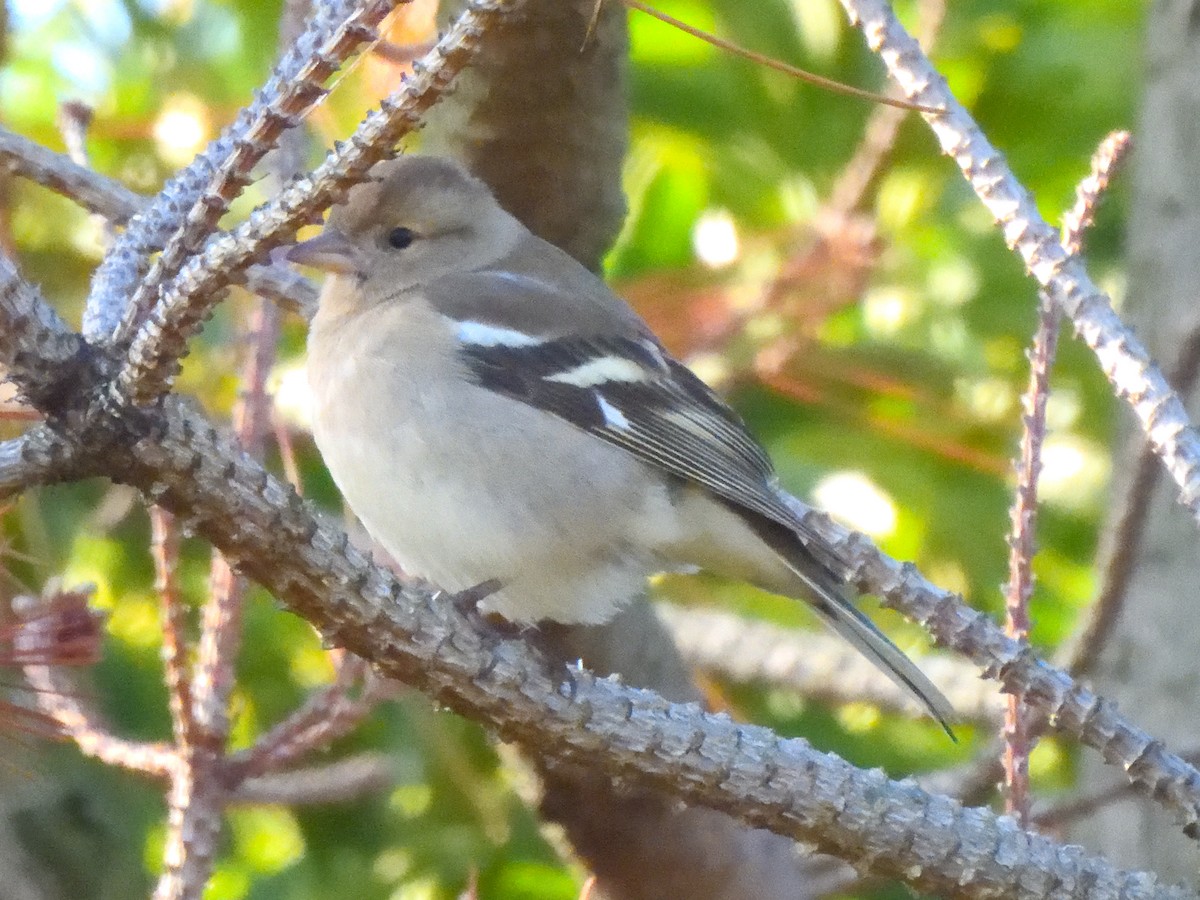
(444, 579, 526, 639)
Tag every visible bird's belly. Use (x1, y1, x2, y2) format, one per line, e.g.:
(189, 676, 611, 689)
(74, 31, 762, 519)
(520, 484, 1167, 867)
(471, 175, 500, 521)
(310, 361, 675, 624)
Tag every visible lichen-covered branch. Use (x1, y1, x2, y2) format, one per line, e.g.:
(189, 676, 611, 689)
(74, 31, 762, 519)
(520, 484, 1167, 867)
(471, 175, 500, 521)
(81, 397, 1195, 896)
(0, 123, 318, 320)
(86, 0, 383, 339)
(4, 249, 1199, 879)
(114, 0, 405, 344)
(779, 493, 1200, 836)
(837, 0, 1200, 530)
(115, 0, 529, 406)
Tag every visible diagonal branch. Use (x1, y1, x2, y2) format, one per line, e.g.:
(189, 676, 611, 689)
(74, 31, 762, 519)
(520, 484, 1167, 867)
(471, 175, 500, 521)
(98, 396, 1196, 898)
(658, 604, 1003, 722)
(83, 0, 390, 340)
(837, 0, 1200, 530)
(0, 126, 141, 220)
(113, 0, 405, 344)
(0, 123, 318, 319)
(21, 657, 178, 777)
(780, 492, 1200, 837)
(114, 0, 528, 406)
(226, 655, 384, 781)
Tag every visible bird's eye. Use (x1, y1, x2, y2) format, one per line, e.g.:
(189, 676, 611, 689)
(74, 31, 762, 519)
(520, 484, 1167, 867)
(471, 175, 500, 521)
(386, 226, 416, 250)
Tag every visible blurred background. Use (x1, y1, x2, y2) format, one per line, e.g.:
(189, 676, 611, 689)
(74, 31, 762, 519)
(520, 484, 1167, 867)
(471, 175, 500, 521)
(0, 0, 1139, 897)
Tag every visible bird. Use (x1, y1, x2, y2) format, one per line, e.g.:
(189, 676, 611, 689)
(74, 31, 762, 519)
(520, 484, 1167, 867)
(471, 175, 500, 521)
(288, 154, 954, 734)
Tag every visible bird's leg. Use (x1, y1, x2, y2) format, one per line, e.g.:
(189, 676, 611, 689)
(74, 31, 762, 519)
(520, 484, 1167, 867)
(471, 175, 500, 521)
(444, 578, 527, 640)
(446, 577, 503, 618)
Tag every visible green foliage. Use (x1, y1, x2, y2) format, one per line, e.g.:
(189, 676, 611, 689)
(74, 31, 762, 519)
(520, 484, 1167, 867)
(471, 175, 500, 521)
(1, 0, 1138, 896)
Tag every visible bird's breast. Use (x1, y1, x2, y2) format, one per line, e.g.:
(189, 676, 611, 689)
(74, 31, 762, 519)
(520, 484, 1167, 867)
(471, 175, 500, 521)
(303, 300, 681, 624)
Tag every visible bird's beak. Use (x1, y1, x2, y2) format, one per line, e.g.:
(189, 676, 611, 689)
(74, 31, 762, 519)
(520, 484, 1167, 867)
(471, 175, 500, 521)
(286, 228, 361, 275)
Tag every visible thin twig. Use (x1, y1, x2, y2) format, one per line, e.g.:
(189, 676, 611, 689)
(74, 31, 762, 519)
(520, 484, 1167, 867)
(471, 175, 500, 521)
(658, 604, 1002, 722)
(150, 507, 195, 749)
(618, 0, 939, 114)
(0, 125, 141, 221)
(232, 752, 394, 805)
(112, 0, 557, 406)
(227, 656, 388, 781)
(272, 410, 304, 493)
(57, 99, 116, 246)
(16, 588, 177, 777)
(1031, 746, 1200, 831)
(1000, 131, 1131, 822)
(1001, 295, 1056, 826)
(824, 0, 946, 216)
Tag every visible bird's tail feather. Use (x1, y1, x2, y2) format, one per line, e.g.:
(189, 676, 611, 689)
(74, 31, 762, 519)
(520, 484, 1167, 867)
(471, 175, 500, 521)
(712, 502, 956, 737)
(756, 520, 957, 738)
(800, 575, 956, 739)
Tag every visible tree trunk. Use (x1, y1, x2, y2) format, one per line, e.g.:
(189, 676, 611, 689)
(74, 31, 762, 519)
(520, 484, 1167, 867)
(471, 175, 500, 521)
(1071, 0, 1200, 876)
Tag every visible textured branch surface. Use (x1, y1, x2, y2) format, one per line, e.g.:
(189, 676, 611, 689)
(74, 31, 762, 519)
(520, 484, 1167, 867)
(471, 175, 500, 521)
(779, 494, 1200, 836)
(63, 398, 1200, 897)
(115, 0, 528, 406)
(115, 0, 403, 342)
(86, 0, 379, 338)
(838, 0, 1200, 529)
(0, 123, 317, 318)
(2, 250, 1196, 889)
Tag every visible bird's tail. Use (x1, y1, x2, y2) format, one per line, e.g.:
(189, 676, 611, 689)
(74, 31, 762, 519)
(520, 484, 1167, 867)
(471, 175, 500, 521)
(757, 521, 956, 738)
(800, 571, 956, 739)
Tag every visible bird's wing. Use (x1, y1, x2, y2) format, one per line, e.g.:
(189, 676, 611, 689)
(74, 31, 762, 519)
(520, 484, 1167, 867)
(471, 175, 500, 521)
(433, 268, 848, 578)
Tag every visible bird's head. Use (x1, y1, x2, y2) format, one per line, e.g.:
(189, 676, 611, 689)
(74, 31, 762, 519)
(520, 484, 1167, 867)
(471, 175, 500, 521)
(288, 155, 520, 299)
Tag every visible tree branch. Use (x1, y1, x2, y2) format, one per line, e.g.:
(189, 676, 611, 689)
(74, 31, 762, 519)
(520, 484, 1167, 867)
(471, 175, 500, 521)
(0, 124, 318, 320)
(114, 0, 529, 406)
(2, 245, 1198, 883)
(837, 0, 1200, 530)
(114, 0, 403, 343)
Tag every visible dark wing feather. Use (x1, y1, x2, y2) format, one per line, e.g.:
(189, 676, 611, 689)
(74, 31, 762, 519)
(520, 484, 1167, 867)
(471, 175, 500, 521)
(458, 333, 850, 578)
